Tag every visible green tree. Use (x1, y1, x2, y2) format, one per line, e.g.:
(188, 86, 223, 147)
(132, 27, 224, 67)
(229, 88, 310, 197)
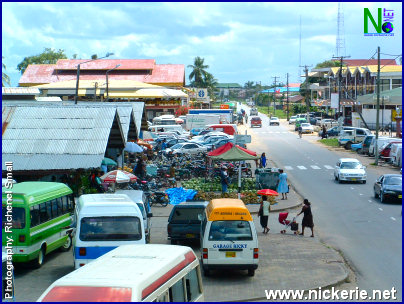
(2, 56, 11, 87)
(17, 48, 67, 74)
(203, 72, 218, 101)
(315, 59, 345, 69)
(91, 54, 97, 60)
(188, 57, 209, 88)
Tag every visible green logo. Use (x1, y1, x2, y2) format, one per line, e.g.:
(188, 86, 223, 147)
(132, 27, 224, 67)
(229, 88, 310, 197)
(364, 8, 394, 36)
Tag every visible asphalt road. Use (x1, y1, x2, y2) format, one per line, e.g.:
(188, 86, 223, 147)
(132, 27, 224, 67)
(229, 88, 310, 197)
(240, 104, 402, 298)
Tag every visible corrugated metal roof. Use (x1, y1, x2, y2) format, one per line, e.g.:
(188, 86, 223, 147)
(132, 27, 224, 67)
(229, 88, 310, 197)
(1, 154, 105, 171)
(2, 87, 40, 95)
(131, 102, 144, 137)
(2, 104, 118, 170)
(55, 59, 156, 71)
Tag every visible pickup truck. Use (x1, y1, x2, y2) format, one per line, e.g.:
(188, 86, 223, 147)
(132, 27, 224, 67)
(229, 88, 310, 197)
(250, 108, 258, 116)
(167, 201, 208, 244)
(338, 128, 371, 149)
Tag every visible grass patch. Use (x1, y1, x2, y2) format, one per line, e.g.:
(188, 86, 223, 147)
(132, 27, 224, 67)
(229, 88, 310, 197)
(318, 138, 339, 147)
(256, 106, 289, 119)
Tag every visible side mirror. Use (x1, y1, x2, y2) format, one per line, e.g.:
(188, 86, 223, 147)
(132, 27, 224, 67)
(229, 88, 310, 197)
(147, 212, 153, 218)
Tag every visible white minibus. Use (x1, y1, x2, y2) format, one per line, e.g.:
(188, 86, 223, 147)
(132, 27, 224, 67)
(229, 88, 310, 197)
(73, 194, 145, 269)
(38, 244, 204, 302)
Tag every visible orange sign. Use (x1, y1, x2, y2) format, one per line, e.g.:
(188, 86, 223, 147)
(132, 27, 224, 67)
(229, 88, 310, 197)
(220, 104, 229, 109)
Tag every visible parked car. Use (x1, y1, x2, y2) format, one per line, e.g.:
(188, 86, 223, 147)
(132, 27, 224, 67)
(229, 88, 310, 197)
(359, 134, 375, 155)
(379, 141, 402, 158)
(201, 136, 232, 150)
(334, 158, 367, 184)
(289, 116, 297, 124)
(294, 118, 307, 131)
(391, 144, 402, 167)
(190, 128, 204, 136)
(373, 174, 402, 203)
(300, 123, 314, 134)
(338, 128, 371, 149)
(250, 116, 262, 128)
(320, 119, 338, 129)
(165, 142, 208, 155)
(319, 126, 353, 138)
(269, 117, 280, 126)
(166, 138, 189, 148)
(191, 132, 231, 143)
(368, 137, 399, 156)
(167, 201, 209, 244)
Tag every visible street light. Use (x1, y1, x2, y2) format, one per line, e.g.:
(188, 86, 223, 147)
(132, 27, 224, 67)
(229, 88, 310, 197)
(105, 64, 121, 102)
(74, 52, 114, 104)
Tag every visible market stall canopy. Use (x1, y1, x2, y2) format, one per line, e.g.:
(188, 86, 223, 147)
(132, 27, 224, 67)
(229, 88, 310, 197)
(208, 142, 259, 161)
(124, 142, 144, 153)
(101, 157, 117, 166)
(257, 189, 279, 196)
(100, 170, 137, 184)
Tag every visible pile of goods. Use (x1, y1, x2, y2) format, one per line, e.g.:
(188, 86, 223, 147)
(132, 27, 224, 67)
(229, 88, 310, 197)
(182, 177, 256, 192)
(194, 191, 276, 205)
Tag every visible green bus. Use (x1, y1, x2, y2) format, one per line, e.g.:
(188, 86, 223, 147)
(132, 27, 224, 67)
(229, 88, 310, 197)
(2, 182, 74, 268)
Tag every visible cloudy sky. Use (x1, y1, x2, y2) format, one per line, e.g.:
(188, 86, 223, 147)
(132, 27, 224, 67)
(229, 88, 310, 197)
(2, 2, 402, 87)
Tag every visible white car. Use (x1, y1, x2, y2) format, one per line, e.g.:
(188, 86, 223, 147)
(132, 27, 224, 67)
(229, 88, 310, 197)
(269, 117, 280, 126)
(300, 123, 314, 134)
(165, 142, 207, 155)
(190, 132, 230, 143)
(289, 116, 297, 124)
(334, 158, 367, 184)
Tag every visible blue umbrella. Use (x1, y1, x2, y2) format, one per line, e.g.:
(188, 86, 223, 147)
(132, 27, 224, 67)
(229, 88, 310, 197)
(101, 157, 117, 166)
(124, 142, 144, 153)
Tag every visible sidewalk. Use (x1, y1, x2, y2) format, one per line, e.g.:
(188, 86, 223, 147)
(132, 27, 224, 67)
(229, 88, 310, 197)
(150, 186, 349, 302)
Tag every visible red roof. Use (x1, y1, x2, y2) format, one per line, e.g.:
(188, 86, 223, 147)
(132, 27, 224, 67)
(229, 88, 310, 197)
(208, 142, 257, 157)
(344, 59, 397, 66)
(19, 59, 185, 86)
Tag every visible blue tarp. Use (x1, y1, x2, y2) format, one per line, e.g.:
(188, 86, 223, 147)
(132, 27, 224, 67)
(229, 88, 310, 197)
(260, 87, 300, 93)
(166, 187, 198, 205)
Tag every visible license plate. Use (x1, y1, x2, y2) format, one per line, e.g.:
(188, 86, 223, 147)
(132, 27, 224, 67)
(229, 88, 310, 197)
(185, 234, 195, 238)
(399, 195, 402, 199)
(226, 252, 236, 258)
(351, 178, 356, 181)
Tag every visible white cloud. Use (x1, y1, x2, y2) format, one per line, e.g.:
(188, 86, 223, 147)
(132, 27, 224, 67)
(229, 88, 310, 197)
(306, 35, 336, 45)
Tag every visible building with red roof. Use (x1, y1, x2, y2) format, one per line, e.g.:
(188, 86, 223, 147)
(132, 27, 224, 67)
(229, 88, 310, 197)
(19, 59, 185, 87)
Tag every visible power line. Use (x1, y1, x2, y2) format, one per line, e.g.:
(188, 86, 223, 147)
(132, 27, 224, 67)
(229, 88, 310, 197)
(380, 53, 402, 57)
(380, 55, 401, 69)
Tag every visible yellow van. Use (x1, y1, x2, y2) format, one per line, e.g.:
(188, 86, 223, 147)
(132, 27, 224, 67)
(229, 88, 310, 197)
(199, 199, 259, 277)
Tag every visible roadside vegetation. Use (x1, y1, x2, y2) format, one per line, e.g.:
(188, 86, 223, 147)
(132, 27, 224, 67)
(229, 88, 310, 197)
(318, 138, 339, 147)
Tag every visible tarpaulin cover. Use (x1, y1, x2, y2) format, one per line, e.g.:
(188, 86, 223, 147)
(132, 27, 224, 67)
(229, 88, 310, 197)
(166, 187, 198, 205)
(208, 142, 259, 161)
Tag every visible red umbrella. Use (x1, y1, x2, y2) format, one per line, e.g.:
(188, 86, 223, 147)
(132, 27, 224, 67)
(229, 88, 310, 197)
(257, 189, 279, 196)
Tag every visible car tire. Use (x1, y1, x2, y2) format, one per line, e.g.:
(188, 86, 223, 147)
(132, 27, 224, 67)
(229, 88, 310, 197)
(335, 175, 338, 181)
(345, 142, 352, 150)
(357, 148, 362, 154)
(203, 267, 210, 277)
(380, 193, 385, 203)
(362, 180, 366, 184)
(33, 246, 46, 269)
(248, 269, 255, 277)
(59, 235, 72, 252)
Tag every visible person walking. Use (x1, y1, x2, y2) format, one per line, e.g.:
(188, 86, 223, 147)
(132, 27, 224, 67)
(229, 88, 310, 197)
(260, 152, 267, 168)
(298, 125, 303, 138)
(258, 195, 270, 234)
(134, 158, 145, 180)
(220, 167, 229, 194)
(277, 169, 288, 200)
(321, 125, 327, 139)
(245, 113, 248, 124)
(297, 199, 314, 237)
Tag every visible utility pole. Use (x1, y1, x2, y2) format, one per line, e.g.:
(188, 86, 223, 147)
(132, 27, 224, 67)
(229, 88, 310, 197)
(375, 46, 380, 165)
(271, 76, 279, 118)
(332, 55, 350, 119)
(286, 73, 290, 121)
(299, 65, 312, 121)
(93, 82, 98, 102)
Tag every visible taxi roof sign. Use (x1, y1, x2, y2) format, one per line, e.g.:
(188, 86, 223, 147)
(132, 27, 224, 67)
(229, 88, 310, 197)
(206, 199, 252, 221)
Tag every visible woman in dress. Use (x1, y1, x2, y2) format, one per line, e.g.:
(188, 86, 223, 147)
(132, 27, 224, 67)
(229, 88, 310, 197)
(260, 153, 267, 168)
(297, 199, 314, 237)
(277, 169, 288, 200)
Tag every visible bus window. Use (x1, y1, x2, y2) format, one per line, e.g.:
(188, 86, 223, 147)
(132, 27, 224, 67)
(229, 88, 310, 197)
(51, 199, 62, 217)
(185, 268, 201, 301)
(30, 205, 40, 227)
(39, 203, 49, 223)
(46, 201, 53, 220)
(169, 279, 185, 302)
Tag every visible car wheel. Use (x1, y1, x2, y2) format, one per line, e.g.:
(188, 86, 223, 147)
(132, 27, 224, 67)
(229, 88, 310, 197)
(362, 180, 366, 184)
(357, 148, 362, 154)
(248, 269, 255, 276)
(33, 246, 46, 268)
(380, 193, 385, 203)
(345, 142, 352, 150)
(59, 235, 72, 252)
(203, 267, 210, 277)
(335, 175, 338, 181)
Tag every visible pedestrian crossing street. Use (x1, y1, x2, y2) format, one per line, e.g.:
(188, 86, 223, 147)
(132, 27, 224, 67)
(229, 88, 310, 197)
(283, 165, 335, 170)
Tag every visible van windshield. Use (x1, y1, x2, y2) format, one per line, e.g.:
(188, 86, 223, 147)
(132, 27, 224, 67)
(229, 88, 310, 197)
(170, 207, 204, 224)
(79, 216, 142, 241)
(209, 221, 253, 241)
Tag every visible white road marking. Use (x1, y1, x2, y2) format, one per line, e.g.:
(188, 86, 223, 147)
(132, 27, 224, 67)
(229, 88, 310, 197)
(391, 217, 396, 221)
(379, 208, 383, 211)
(350, 187, 355, 190)
(311, 165, 321, 170)
(359, 193, 364, 196)
(368, 200, 373, 202)
(284, 166, 293, 170)
(297, 166, 307, 170)
(324, 165, 334, 169)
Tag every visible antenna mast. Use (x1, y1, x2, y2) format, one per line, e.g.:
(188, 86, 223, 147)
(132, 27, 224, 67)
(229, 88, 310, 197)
(336, 2, 346, 57)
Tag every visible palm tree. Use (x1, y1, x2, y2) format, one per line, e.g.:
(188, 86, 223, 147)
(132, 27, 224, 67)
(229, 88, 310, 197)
(203, 72, 218, 100)
(2, 56, 11, 87)
(188, 57, 209, 88)
(244, 81, 255, 98)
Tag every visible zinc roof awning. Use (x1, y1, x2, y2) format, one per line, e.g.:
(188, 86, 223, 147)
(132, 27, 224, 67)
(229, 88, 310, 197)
(104, 88, 188, 99)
